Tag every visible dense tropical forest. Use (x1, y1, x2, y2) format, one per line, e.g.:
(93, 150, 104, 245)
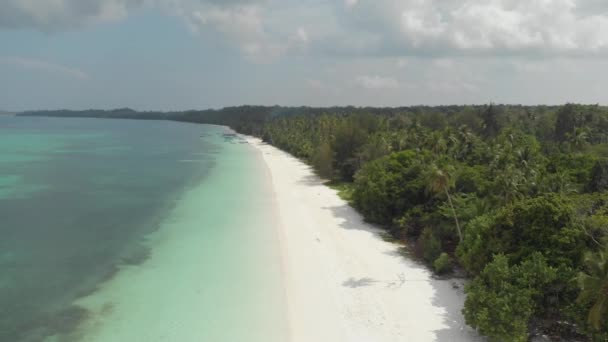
(21, 104, 608, 341)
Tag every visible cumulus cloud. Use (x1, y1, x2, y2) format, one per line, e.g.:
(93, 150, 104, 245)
(333, 0, 608, 57)
(3, 0, 608, 59)
(161, 0, 314, 61)
(0, 0, 297, 60)
(0, 57, 89, 79)
(185, 4, 280, 60)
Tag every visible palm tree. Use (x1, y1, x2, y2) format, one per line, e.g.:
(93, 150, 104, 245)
(545, 171, 576, 194)
(577, 249, 608, 330)
(427, 165, 463, 242)
(568, 127, 590, 152)
(493, 166, 526, 204)
(456, 125, 474, 160)
(391, 131, 407, 151)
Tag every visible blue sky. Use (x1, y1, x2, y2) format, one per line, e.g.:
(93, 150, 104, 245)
(1, 0, 608, 111)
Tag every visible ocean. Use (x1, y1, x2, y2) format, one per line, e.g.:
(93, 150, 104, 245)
(0, 116, 286, 341)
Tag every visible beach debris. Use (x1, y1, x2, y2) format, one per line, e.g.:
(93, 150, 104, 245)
(386, 273, 406, 289)
(342, 277, 378, 288)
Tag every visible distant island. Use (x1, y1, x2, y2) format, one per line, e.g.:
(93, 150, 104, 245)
(20, 104, 608, 341)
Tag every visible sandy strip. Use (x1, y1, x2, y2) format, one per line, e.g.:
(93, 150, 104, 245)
(247, 137, 483, 342)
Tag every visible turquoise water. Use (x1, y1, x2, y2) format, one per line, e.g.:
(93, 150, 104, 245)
(0, 117, 286, 341)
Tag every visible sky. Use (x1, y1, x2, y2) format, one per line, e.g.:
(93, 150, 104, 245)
(1, 0, 608, 111)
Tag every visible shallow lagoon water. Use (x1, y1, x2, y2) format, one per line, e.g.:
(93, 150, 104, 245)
(0, 117, 286, 341)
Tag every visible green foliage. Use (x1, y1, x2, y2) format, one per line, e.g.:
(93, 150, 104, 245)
(311, 141, 334, 179)
(438, 194, 489, 231)
(456, 215, 494, 274)
(577, 249, 608, 331)
(433, 252, 452, 274)
(588, 159, 608, 193)
(454, 165, 489, 194)
(555, 104, 581, 142)
(333, 121, 368, 180)
(418, 227, 442, 263)
(425, 164, 455, 196)
(464, 253, 558, 342)
(480, 104, 502, 138)
(458, 195, 584, 275)
(393, 205, 427, 237)
(425, 164, 463, 242)
(352, 150, 427, 224)
(358, 133, 392, 164)
(327, 181, 355, 203)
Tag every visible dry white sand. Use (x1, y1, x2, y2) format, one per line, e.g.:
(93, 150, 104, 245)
(247, 137, 484, 342)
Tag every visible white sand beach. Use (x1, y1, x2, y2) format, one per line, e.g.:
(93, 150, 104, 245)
(248, 137, 483, 342)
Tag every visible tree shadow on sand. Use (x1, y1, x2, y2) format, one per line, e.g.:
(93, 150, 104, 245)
(296, 173, 323, 186)
(342, 277, 379, 288)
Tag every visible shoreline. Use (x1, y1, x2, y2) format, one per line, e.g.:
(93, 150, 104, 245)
(46, 127, 288, 342)
(245, 135, 483, 341)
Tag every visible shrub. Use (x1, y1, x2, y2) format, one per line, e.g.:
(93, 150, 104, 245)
(433, 253, 452, 274)
(352, 150, 428, 224)
(587, 159, 608, 193)
(457, 194, 584, 275)
(464, 253, 557, 342)
(418, 227, 441, 263)
(311, 141, 334, 179)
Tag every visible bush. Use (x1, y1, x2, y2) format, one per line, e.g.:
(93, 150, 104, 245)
(433, 253, 452, 274)
(455, 214, 494, 275)
(352, 150, 428, 224)
(393, 205, 426, 237)
(464, 253, 557, 342)
(418, 227, 441, 263)
(546, 153, 596, 186)
(333, 123, 368, 180)
(587, 159, 608, 193)
(311, 141, 334, 179)
(455, 165, 490, 194)
(457, 194, 584, 275)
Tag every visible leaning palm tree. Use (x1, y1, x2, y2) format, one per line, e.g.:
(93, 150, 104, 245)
(577, 249, 608, 331)
(427, 165, 463, 242)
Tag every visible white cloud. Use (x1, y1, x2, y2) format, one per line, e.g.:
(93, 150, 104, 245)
(164, 1, 300, 62)
(188, 5, 279, 60)
(334, 0, 608, 57)
(2, 0, 608, 69)
(355, 75, 399, 90)
(3, 0, 608, 58)
(0, 57, 89, 79)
